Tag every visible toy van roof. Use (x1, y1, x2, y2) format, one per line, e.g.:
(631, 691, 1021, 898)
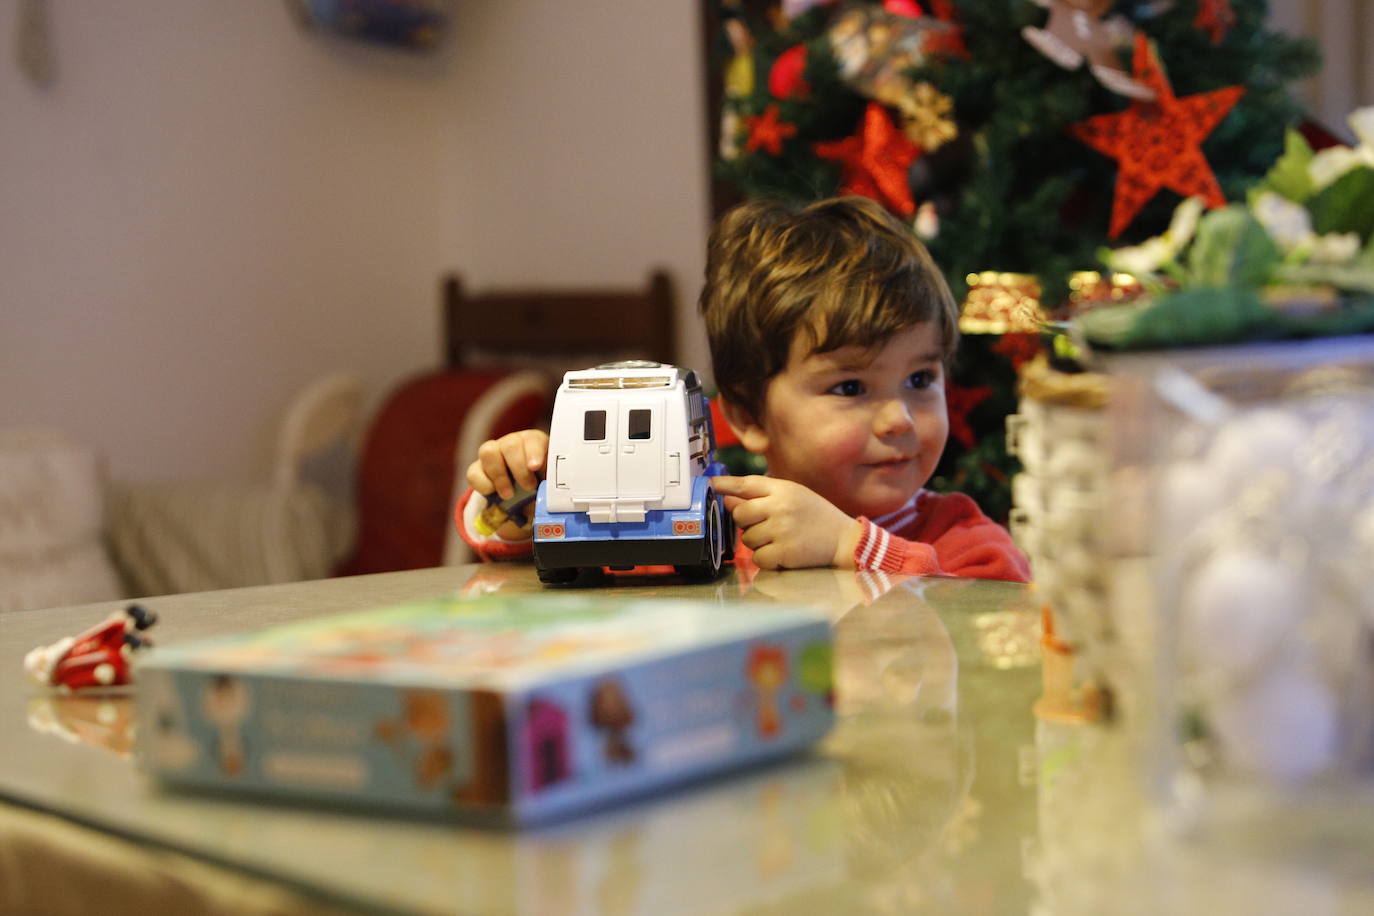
(561, 362, 699, 391)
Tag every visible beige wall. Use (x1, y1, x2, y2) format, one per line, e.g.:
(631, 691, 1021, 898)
(0, 1, 710, 482)
(7, 2, 1355, 486)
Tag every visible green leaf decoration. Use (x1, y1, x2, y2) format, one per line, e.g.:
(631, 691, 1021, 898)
(1308, 166, 1374, 241)
(1185, 207, 1281, 289)
(1081, 289, 1374, 350)
(1276, 262, 1374, 294)
(1075, 301, 1154, 348)
(1258, 129, 1316, 202)
(1082, 288, 1272, 349)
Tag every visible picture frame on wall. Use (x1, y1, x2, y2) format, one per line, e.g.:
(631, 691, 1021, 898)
(287, 0, 452, 52)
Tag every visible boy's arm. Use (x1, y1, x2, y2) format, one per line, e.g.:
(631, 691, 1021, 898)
(854, 491, 1031, 583)
(459, 428, 548, 563)
(712, 475, 859, 570)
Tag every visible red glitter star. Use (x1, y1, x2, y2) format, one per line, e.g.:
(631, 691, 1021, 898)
(1069, 34, 1244, 238)
(1194, 0, 1235, 45)
(944, 381, 994, 450)
(745, 104, 798, 156)
(814, 103, 922, 217)
(991, 333, 1043, 373)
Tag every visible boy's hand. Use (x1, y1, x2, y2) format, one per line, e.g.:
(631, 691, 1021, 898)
(711, 475, 863, 570)
(466, 430, 548, 540)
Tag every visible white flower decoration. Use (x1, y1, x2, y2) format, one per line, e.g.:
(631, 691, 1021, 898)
(1308, 232, 1361, 264)
(1107, 235, 1176, 276)
(1253, 191, 1313, 251)
(1253, 190, 1361, 264)
(1309, 105, 1374, 189)
(1104, 196, 1205, 275)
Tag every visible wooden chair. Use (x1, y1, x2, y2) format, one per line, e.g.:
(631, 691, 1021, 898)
(341, 270, 680, 575)
(443, 269, 677, 370)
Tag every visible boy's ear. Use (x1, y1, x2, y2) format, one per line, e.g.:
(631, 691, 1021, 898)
(718, 397, 770, 455)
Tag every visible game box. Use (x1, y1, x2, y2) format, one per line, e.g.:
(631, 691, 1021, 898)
(134, 594, 834, 824)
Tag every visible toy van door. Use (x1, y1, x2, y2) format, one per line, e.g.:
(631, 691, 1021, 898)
(616, 400, 663, 499)
(567, 402, 617, 499)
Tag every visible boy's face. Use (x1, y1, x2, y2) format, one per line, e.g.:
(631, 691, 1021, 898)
(726, 321, 949, 519)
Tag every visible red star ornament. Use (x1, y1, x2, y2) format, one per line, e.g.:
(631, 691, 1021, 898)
(1195, 0, 1236, 45)
(814, 103, 921, 217)
(1069, 33, 1244, 239)
(745, 104, 798, 156)
(944, 381, 994, 450)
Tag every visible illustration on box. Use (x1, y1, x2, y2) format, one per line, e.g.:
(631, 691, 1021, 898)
(479, 361, 737, 585)
(135, 595, 834, 823)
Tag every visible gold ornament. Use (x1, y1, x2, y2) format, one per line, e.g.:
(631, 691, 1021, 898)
(959, 272, 1046, 334)
(959, 270, 1144, 333)
(892, 82, 957, 150)
(724, 19, 755, 98)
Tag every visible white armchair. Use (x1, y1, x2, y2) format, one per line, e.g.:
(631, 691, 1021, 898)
(104, 374, 364, 599)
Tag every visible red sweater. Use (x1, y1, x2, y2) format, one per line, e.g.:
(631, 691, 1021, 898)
(456, 487, 1030, 583)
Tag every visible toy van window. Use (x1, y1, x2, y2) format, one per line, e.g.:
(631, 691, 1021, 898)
(628, 409, 651, 440)
(584, 410, 607, 441)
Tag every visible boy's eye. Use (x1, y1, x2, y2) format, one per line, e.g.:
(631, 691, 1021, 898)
(828, 379, 865, 397)
(906, 370, 937, 390)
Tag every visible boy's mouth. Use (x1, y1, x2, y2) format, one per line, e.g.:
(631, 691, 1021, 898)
(866, 455, 914, 469)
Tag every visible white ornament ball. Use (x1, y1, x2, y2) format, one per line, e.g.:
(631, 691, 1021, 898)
(1183, 549, 1303, 682)
(1207, 662, 1338, 783)
(1160, 460, 1222, 535)
(1206, 409, 1307, 480)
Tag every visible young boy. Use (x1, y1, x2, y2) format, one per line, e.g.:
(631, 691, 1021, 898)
(459, 196, 1029, 582)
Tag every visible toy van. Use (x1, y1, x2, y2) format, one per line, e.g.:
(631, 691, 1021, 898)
(532, 362, 735, 584)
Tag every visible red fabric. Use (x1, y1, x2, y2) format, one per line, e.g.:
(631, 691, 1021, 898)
(454, 488, 541, 562)
(338, 371, 551, 576)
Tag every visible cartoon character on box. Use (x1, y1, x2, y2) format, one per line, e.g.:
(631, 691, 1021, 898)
(588, 677, 637, 765)
(531, 361, 736, 584)
(748, 644, 788, 739)
(24, 604, 158, 691)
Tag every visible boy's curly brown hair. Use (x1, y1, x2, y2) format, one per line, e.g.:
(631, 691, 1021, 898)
(698, 196, 959, 420)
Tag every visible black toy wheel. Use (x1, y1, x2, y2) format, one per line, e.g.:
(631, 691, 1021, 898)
(537, 566, 579, 585)
(676, 490, 725, 582)
(538, 565, 607, 587)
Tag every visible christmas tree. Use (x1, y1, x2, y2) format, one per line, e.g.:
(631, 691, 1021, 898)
(708, 0, 1319, 520)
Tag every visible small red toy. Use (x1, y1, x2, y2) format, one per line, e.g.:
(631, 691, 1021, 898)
(24, 604, 158, 691)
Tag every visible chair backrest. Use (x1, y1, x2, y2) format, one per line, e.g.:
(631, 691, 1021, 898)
(272, 373, 365, 495)
(443, 269, 677, 370)
(337, 369, 553, 576)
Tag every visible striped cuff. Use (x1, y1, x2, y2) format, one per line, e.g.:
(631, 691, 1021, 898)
(854, 517, 904, 573)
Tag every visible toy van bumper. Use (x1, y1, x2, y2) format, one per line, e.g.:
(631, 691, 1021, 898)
(532, 477, 723, 570)
(533, 537, 708, 570)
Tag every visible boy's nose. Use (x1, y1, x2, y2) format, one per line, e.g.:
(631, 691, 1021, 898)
(874, 398, 915, 437)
